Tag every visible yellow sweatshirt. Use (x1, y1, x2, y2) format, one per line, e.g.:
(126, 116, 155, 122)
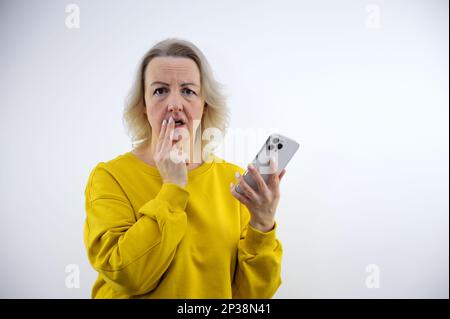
(84, 151, 282, 298)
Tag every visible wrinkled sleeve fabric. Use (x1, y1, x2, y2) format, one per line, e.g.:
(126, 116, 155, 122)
(232, 202, 283, 298)
(84, 163, 189, 296)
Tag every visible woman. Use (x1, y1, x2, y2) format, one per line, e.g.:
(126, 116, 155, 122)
(84, 38, 286, 298)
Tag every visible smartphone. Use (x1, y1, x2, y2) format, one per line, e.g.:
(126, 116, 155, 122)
(235, 133, 300, 195)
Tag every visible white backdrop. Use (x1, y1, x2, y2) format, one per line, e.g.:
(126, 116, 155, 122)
(0, 0, 448, 298)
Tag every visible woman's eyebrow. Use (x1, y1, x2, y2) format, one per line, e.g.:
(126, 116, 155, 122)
(150, 81, 199, 87)
(180, 82, 199, 87)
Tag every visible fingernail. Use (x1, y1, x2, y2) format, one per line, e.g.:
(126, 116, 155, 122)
(230, 182, 234, 189)
(248, 163, 254, 170)
(162, 119, 167, 126)
(168, 117, 173, 123)
(235, 172, 240, 178)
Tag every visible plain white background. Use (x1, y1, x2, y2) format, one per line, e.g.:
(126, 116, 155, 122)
(0, 0, 448, 298)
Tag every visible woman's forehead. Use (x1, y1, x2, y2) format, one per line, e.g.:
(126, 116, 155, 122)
(146, 57, 200, 83)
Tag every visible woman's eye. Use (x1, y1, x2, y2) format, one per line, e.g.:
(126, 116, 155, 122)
(153, 88, 168, 96)
(182, 88, 196, 96)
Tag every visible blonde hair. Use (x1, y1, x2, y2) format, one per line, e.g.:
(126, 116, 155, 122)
(123, 38, 230, 153)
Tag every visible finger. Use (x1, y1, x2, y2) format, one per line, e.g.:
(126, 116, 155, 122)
(247, 163, 270, 196)
(279, 169, 286, 182)
(162, 117, 175, 154)
(159, 119, 167, 140)
(156, 119, 167, 153)
(235, 172, 259, 201)
(267, 158, 280, 189)
(230, 182, 251, 206)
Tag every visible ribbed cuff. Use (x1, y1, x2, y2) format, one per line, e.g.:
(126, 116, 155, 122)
(156, 183, 190, 211)
(243, 222, 278, 254)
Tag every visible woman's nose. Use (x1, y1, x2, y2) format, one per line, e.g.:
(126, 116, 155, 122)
(167, 102, 183, 112)
(167, 91, 184, 111)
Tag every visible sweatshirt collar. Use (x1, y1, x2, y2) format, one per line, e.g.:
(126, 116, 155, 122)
(124, 151, 217, 179)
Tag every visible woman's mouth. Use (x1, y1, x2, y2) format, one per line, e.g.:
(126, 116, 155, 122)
(174, 119, 187, 128)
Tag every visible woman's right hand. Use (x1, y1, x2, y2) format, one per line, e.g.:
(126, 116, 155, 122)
(154, 117, 188, 188)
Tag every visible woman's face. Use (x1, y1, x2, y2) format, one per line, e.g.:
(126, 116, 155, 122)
(143, 57, 205, 146)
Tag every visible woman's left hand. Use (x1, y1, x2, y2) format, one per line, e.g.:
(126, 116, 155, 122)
(230, 160, 286, 232)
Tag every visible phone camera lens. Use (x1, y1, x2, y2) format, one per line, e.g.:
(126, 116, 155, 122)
(268, 144, 275, 151)
(277, 143, 283, 149)
(272, 137, 279, 143)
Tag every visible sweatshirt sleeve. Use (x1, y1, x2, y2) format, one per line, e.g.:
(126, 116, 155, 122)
(232, 202, 283, 299)
(83, 163, 189, 296)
